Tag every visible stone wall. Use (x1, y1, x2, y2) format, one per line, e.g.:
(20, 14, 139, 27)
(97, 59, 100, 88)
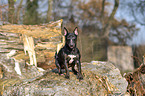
(107, 46, 134, 73)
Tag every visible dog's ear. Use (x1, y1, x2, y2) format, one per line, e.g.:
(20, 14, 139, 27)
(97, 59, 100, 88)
(73, 27, 78, 35)
(64, 27, 68, 36)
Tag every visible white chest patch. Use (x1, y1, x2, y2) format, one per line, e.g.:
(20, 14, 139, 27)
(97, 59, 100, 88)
(68, 55, 76, 64)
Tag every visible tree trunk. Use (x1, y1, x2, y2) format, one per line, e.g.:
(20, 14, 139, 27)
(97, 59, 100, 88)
(101, 0, 106, 29)
(23, 0, 39, 25)
(8, 0, 15, 24)
(47, 0, 53, 22)
(15, 0, 23, 24)
(102, 0, 119, 38)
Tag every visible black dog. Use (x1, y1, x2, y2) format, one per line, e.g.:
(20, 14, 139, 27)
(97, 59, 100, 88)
(55, 27, 83, 80)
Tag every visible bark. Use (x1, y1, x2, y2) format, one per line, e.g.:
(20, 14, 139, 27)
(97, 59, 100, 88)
(0, 6, 2, 21)
(23, 0, 39, 25)
(0, 20, 62, 39)
(0, 19, 62, 67)
(101, 0, 105, 17)
(47, 0, 53, 22)
(101, 0, 106, 28)
(8, 0, 15, 23)
(16, 0, 23, 24)
(102, 0, 119, 38)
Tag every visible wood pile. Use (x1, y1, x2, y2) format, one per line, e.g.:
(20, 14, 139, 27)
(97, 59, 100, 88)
(0, 19, 63, 68)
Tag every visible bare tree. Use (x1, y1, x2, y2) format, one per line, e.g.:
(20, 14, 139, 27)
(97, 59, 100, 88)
(8, 0, 15, 23)
(102, 0, 119, 38)
(47, 0, 53, 22)
(16, 0, 23, 24)
(23, 0, 39, 25)
(128, 0, 145, 25)
(78, 0, 119, 37)
(78, 0, 138, 45)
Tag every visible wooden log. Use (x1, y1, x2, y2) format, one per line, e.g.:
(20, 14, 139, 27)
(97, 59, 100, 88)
(23, 34, 37, 66)
(0, 19, 63, 68)
(0, 19, 62, 39)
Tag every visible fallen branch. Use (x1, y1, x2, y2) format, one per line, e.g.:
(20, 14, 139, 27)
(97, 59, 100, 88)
(125, 64, 145, 95)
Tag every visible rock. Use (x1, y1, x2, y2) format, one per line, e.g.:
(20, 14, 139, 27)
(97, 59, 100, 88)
(0, 61, 128, 96)
(88, 61, 128, 94)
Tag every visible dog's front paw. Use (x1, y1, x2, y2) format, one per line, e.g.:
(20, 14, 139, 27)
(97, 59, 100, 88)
(59, 71, 63, 75)
(77, 74, 83, 80)
(72, 69, 78, 75)
(65, 75, 70, 79)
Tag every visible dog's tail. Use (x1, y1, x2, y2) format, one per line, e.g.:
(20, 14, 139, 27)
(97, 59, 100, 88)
(55, 52, 58, 59)
(55, 52, 61, 71)
(56, 36, 65, 53)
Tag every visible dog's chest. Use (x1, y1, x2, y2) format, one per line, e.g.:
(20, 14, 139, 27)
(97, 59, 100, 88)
(67, 54, 76, 64)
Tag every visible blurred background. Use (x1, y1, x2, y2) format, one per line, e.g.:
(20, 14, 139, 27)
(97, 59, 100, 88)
(0, 0, 145, 71)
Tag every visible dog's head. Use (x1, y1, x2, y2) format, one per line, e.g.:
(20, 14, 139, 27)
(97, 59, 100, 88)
(64, 27, 78, 49)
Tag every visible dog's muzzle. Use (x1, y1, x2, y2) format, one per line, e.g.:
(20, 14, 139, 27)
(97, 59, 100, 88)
(69, 44, 75, 49)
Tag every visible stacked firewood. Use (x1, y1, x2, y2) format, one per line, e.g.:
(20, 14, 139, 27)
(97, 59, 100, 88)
(0, 19, 63, 67)
(0, 32, 23, 53)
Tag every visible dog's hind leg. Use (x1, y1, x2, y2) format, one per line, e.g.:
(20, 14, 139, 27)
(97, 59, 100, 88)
(55, 53, 62, 75)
